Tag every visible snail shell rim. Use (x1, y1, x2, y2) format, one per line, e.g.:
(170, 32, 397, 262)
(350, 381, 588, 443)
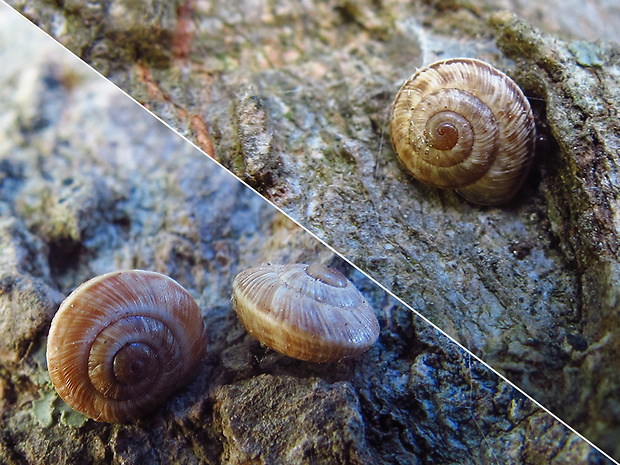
(232, 263, 380, 363)
(390, 57, 536, 205)
(46, 270, 207, 423)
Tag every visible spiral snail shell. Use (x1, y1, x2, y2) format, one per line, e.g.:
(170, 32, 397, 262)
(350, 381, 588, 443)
(390, 58, 536, 205)
(46, 270, 207, 423)
(232, 263, 380, 363)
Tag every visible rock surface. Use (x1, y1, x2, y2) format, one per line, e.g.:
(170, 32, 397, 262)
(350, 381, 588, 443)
(1, 1, 619, 463)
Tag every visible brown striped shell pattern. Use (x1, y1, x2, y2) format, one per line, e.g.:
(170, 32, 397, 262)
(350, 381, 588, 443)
(390, 58, 536, 205)
(46, 270, 207, 423)
(232, 263, 380, 363)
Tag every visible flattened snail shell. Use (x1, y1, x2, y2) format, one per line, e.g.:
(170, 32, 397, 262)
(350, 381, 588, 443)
(232, 263, 380, 363)
(390, 58, 536, 205)
(46, 270, 207, 423)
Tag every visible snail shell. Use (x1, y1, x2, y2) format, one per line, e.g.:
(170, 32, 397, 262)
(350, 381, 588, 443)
(390, 58, 536, 205)
(232, 263, 380, 363)
(46, 270, 207, 423)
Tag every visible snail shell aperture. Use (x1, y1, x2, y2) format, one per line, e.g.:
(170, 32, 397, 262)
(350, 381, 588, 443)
(232, 263, 380, 363)
(390, 58, 536, 205)
(46, 270, 207, 423)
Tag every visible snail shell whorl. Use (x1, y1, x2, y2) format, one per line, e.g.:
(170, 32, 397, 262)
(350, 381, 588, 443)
(232, 263, 380, 363)
(390, 58, 536, 205)
(46, 270, 207, 423)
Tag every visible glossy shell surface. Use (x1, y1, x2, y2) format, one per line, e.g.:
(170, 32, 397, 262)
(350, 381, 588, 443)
(46, 270, 207, 423)
(390, 58, 536, 205)
(232, 263, 380, 363)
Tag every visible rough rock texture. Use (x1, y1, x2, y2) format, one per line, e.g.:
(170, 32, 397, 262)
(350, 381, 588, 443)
(489, 10, 620, 456)
(1, 18, 606, 463)
(2, 0, 619, 462)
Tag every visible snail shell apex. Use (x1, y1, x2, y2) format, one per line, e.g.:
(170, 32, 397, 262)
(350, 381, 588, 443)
(46, 270, 207, 423)
(390, 58, 536, 205)
(232, 263, 380, 363)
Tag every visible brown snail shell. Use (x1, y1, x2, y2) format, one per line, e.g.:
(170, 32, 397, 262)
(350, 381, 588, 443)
(232, 263, 380, 363)
(46, 270, 207, 423)
(390, 58, 536, 205)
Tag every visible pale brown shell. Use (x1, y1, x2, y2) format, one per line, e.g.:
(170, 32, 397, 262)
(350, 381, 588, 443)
(232, 263, 380, 363)
(46, 270, 207, 423)
(390, 58, 536, 205)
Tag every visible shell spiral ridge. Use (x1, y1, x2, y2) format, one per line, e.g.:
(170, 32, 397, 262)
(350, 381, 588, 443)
(46, 270, 207, 423)
(390, 58, 536, 205)
(232, 263, 380, 363)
